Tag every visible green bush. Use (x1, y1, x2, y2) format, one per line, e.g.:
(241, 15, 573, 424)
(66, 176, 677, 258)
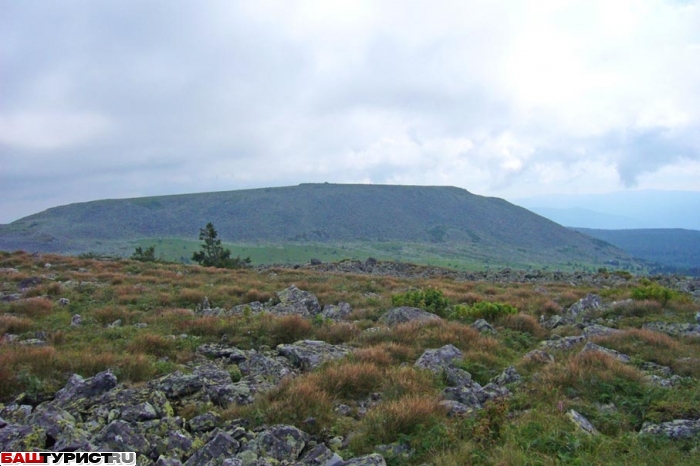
(450, 301, 517, 322)
(631, 282, 682, 307)
(391, 288, 450, 317)
(131, 245, 156, 262)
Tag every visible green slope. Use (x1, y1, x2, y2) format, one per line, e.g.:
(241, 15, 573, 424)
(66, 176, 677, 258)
(575, 228, 700, 274)
(0, 184, 632, 269)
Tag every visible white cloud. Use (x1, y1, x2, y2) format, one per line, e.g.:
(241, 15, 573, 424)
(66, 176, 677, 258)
(0, 111, 112, 151)
(0, 0, 699, 223)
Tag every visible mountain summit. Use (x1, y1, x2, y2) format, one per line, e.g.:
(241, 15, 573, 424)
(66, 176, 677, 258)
(0, 184, 629, 268)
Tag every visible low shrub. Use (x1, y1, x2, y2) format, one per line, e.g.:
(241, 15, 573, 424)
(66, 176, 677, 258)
(450, 301, 517, 322)
(631, 282, 686, 307)
(391, 288, 450, 317)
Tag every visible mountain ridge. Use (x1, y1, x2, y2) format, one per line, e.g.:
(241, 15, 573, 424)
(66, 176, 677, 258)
(0, 183, 630, 269)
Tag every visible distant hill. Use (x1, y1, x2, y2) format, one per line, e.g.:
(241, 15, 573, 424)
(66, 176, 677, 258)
(514, 190, 700, 230)
(575, 228, 700, 275)
(0, 184, 632, 269)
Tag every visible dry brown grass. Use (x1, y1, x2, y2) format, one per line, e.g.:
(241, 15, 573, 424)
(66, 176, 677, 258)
(354, 395, 445, 447)
(538, 350, 643, 398)
(538, 299, 562, 317)
(178, 288, 207, 305)
(392, 320, 482, 351)
(243, 288, 272, 303)
(314, 322, 360, 345)
(8, 297, 54, 318)
(0, 314, 34, 334)
(594, 328, 680, 353)
(92, 305, 141, 326)
(593, 328, 683, 369)
(382, 365, 438, 400)
(608, 300, 662, 318)
(314, 361, 385, 399)
(354, 345, 393, 366)
(500, 313, 547, 338)
(127, 333, 178, 358)
(264, 314, 315, 345)
(253, 376, 334, 434)
(354, 342, 417, 366)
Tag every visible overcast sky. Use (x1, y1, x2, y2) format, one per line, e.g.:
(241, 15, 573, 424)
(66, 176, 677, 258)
(1, 0, 699, 224)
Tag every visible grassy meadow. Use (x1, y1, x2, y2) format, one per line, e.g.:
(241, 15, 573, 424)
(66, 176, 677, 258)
(1, 250, 699, 464)
(132, 237, 628, 273)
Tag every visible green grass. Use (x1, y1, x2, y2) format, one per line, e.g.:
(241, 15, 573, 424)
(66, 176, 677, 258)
(132, 237, 625, 273)
(0, 251, 697, 464)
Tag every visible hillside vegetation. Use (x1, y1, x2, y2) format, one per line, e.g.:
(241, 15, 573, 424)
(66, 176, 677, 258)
(0, 184, 633, 270)
(1, 252, 700, 464)
(576, 228, 700, 275)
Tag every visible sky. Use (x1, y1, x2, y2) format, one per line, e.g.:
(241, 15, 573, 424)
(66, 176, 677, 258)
(1, 0, 700, 224)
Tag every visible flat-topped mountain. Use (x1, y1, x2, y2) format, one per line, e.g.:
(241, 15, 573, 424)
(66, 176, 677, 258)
(0, 184, 630, 268)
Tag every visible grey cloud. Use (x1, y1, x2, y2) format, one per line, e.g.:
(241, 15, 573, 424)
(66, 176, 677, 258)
(1, 1, 699, 223)
(605, 130, 699, 186)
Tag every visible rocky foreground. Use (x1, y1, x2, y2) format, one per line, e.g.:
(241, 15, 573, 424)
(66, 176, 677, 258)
(2, 256, 700, 464)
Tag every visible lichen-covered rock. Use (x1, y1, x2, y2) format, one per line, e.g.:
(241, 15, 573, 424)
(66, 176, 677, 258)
(18, 338, 46, 346)
(197, 344, 247, 362)
(321, 302, 353, 321)
(277, 340, 352, 371)
(491, 366, 521, 386)
(579, 342, 631, 364)
(230, 301, 267, 315)
(271, 285, 321, 318)
(0, 403, 32, 424)
(341, 453, 387, 465)
(54, 370, 118, 404)
(539, 335, 586, 351)
(154, 457, 183, 466)
(26, 404, 76, 441)
(642, 322, 700, 337)
(439, 400, 473, 417)
(567, 294, 603, 319)
(639, 419, 700, 439)
(239, 351, 297, 386)
(299, 443, 344, 466)
(374, 443, 413, 462)
(442, 386, 483, 409)
(246, 424, 308, 462)
(470, 319, 496, 334)
(645, 374, 685, 388)
(443, 366, 474, 388)
(638, 361, 673, 377)
(523, 349, 555, 364)
(481, 383, 511, 399)
(80, 387, 173, 429)
(378, 307, 441, 326)
(189, 412, 220, 433)
(93, 420, 151, 453)
(156, 364, 234, 402)
(184, 431, 240, 466)
(414, 344, 462, 372)
(542, 315, 569, 329)
(0, 424, 47, 450)
(582, 324, 621, 338)
(566, 410, 599, 435)
(150, 429, 194, 462)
